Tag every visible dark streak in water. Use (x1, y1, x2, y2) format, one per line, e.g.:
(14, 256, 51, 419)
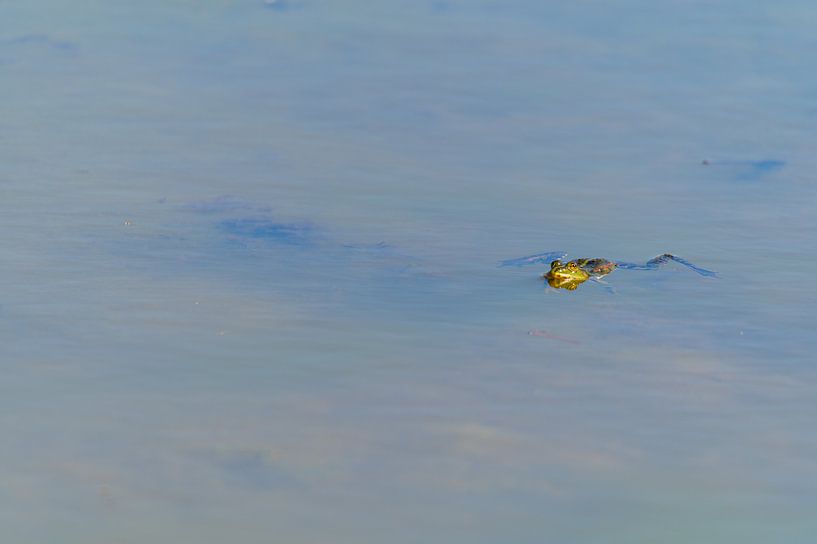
(220, 218, 314, 245)
(3, 34, 77, 53)
(701, 159, 785, 180)
(175, 197, 434, 287)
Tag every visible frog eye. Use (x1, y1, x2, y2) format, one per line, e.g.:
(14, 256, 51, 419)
(550, 260, 562, 268)
(567, 262, 577, 269)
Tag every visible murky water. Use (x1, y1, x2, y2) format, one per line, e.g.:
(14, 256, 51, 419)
(3, 1, 817, 542)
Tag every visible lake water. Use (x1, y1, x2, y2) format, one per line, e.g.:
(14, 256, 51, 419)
(3, 1, 817, 542)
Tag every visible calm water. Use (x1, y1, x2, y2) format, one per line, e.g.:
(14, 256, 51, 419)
(3, 1, 817, 542)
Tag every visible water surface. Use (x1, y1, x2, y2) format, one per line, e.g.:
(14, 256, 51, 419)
(2, 1, 817, 542)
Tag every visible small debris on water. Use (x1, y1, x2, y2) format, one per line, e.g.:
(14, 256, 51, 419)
(122, 219, 133, 226)
(528, 329, 581, 345)
(98, 483, 115, 509)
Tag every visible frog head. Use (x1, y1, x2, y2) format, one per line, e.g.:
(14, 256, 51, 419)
(546, 260, 590, 282)
(544, 260, 590, 290)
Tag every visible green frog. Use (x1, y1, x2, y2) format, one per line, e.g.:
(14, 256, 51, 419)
(502, 251, 716, 291)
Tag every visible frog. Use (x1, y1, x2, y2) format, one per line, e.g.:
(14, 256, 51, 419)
(501, 251, 716, 291)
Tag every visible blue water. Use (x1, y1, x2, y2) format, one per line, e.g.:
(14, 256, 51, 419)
(3, 1, 817, 542)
